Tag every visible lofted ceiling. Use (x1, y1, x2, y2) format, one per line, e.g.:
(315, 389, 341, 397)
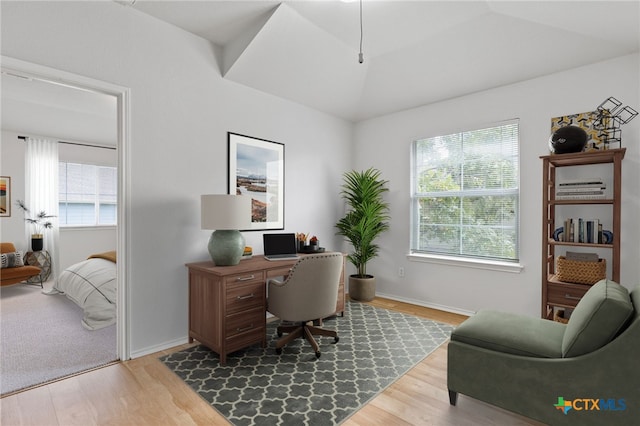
(1, 1, 638, 146)
(132, 0, 640, 122)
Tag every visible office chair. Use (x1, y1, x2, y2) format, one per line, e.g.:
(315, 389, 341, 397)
(267, 252, 343, 358)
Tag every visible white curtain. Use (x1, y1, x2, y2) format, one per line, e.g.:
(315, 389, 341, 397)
(25, 137, 60, 281)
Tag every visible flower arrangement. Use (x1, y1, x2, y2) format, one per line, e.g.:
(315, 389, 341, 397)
(16, 200, 56, 236)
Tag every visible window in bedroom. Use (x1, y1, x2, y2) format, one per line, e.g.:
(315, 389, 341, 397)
(59, 162, 117, 226)
(410, 120, 520, 263)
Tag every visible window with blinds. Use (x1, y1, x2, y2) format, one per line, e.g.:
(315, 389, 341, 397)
(59, 162, 117, 226)
(410, 120, 520, 262)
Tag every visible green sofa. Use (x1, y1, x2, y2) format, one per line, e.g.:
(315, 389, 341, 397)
(448, 280, 639, 425)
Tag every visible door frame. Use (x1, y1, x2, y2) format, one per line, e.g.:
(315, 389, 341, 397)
(1, 56, 131, 360)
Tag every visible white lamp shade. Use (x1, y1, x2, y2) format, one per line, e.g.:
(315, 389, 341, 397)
(201, 194, 251, 230)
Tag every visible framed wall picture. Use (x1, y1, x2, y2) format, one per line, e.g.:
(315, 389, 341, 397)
(228, 133, 284, 230)
(551, 111, 610, 151)
(0, 176, 10, 217)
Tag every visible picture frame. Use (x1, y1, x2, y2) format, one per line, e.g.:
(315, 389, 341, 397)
(0, 176, 10, 217)
(228, 133, 284, 231)
(551, 111, 610, 151)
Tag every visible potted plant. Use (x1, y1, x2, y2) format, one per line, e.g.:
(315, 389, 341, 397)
(16, 200, 55, 251)
(335, 168, 390, 301)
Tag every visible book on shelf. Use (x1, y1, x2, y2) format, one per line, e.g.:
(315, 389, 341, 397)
(561, 218, 604, 243)
(558, 178, 603, 187)
(556, 187, 606, 194)
(556, 179, 606, 199)
(555, 193, 606, 200)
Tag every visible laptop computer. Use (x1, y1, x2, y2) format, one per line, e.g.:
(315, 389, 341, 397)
(263, 233, 300, 261)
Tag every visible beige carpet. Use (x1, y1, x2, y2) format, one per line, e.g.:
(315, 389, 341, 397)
(0, 281, 117, 395)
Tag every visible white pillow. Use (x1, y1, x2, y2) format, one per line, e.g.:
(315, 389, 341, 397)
(1, 252, 24, 268)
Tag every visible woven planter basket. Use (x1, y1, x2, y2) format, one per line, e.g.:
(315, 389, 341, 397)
(556, 256, 606, 285)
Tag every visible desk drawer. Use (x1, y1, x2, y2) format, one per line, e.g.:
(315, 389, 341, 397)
(267, 267, 293, 279)
(226, 281, 265, 314)
(225, 326, 265, 354)
(224, 270, 265, 285)
(548, 283, 589, 308)
(225, 306, 265, 337)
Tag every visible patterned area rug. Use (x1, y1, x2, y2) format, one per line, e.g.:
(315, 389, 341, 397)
(161, 301, 453, 426)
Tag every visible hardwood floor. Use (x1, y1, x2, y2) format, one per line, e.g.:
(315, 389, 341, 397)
(0, 298, 543, 426)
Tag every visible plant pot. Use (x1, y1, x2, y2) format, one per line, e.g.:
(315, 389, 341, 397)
(31, 234, 43, 252)
(348, 275, 375, 302)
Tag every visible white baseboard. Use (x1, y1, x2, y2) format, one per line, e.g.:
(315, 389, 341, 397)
(131, 295, 473, 359)
(130, 337, 190, 359)
(374, 292, 476, 317)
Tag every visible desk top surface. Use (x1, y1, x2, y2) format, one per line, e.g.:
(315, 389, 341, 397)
(186, 252, 344, 276)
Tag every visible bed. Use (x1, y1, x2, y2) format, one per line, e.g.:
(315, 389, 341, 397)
(46, 251, 117, 330)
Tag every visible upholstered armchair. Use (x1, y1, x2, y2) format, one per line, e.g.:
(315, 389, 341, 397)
(1, 242, 42, 286)
(267, 252, 344, 358)
(448, 279, 640, 425)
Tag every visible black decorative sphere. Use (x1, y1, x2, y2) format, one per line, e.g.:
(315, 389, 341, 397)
(549, 125, 588, 154)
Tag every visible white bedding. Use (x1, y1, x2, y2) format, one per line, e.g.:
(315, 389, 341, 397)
(47, 258, 116, 330)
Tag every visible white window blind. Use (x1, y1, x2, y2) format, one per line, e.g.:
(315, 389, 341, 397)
(59, 162, 117, 226)
(411, 120, 520, 262)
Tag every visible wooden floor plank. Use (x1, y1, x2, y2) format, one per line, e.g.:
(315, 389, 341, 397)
(14, 386, 57, 426)
(343, 402, 413, 426)
(1, 297, 542, 425)
(48, 378, 97, 426)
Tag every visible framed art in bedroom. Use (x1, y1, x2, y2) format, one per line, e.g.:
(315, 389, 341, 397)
(228, 132, 284, 231)
(0, 176, 10, 217)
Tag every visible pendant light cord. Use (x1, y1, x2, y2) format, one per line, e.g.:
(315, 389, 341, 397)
(358, 0, 364, 63)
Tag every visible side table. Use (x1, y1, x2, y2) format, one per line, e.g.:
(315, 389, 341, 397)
(25, 250, 52, 285)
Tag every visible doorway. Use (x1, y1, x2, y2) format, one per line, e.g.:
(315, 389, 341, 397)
(1, 56, 130, 363)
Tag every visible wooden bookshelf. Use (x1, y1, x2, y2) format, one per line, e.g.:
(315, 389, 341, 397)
(540, 148, 625, 319)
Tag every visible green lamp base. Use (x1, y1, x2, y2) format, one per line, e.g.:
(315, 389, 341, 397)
(208, 230, 245, 266)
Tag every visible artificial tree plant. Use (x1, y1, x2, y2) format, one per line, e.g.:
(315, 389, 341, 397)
(16, 200, 55, 251)
(335, 167, 390, 301)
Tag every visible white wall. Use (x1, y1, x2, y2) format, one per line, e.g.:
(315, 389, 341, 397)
(354, 54, 640, 317)
(1, 2, 352, 356)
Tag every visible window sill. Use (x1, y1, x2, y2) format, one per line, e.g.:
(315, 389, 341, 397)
(408, 253, 524, 273)
(60, 225, 117, 231)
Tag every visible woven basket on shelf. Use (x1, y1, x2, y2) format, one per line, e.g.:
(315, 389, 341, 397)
(556, 256, 606, 285)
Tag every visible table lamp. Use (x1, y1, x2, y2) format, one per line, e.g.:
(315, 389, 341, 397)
(201, 194, 251, 266)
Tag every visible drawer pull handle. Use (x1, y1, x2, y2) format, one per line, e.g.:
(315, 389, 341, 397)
(564, 294, 582, 301)
(237, 324, 254, 332)
(236, 293, 255, 300)
(236, 275, 255, 281)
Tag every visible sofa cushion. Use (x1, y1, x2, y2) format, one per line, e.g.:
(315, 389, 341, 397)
(0, 264, 41, 283)
(1, 252, 24, 268)
(562, 279, 633, 358)
(451, 310, 566, 358)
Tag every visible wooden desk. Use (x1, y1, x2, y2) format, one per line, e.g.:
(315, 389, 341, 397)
(185, 254, 345, 364)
